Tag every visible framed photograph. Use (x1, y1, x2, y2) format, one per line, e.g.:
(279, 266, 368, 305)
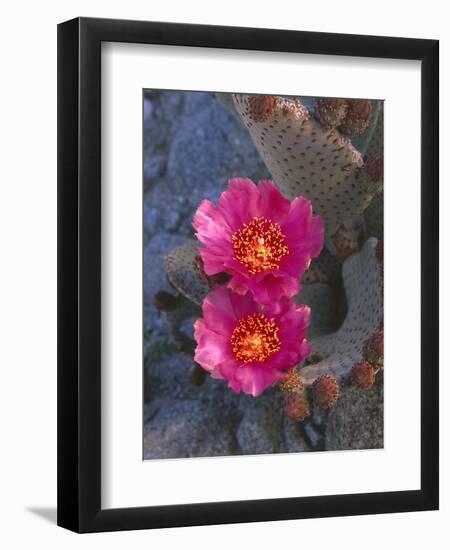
(57, 17, 439, 532)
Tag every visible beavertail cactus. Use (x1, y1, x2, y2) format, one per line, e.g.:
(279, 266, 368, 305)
(232, 94, 382, 237)
(164, 241, 227, 305)
(299, 238, 383, 386)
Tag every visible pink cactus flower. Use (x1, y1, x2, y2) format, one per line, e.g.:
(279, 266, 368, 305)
(194, 286, 311, 397)
(193, 178, 324, 304)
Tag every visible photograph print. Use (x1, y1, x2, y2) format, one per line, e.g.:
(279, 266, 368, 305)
(143, 91, 384, 459)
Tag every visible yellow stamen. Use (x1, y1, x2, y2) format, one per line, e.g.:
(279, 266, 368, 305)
(231, 313, 281, 363)
(231, 217, 289, 274)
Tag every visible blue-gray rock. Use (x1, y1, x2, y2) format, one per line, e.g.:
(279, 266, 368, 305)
(325, 375, 384, 450)
(143, 232, 185, 337)
(143, 90, 270, 241)
(144, 400, 235, 459)
(303, 421, 324, 450)
(282, 417, 312, 453)
(236, 392, 284, 455)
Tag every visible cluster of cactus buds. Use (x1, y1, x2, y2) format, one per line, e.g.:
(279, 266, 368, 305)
(280, 369, 341, 421)
(351, 329, 384, 389)
(279, 369, 311, 422)
(338, 100, 372, 136)
(315, 98, 372, 136)
(314, 98, 348, 129)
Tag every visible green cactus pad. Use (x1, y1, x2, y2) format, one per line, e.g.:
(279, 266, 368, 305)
(164, 241, 209, 306)
(233, 94, 382, 237)
(299, 238, 383, 386)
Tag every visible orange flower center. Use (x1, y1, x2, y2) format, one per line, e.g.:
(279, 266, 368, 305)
(231, 313, 281, 363)
(231, 217, 289, 274)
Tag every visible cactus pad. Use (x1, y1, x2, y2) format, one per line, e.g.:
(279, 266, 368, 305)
(299, 238, 383, 386)
(164, 241, 209, 306)
(233, 94, 382, 237)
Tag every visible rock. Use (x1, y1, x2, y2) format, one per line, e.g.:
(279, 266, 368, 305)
(144, 400, 235, 459)
(236, 392, 284, 455)
(144, 350, 243, 418)
(282, 417, 312, 453)
(143, 91, 269, 242)
(143, 232, 186, 337)
(144, 153, 166, 183)
(310, 403, 329, 427)
(303, 421, 324, 450)
(325, 375, 384, 450)
(179, 316, 197, 341)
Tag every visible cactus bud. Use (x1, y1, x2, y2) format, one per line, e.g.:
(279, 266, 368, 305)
(339, 99, 372, 136)
(364, 330, 384, 368)
(248, 95, 277, 122)
(278, 368, 304, 393)
(312, 375, 340, 409)
(364, 155, 384, 181)
(351, 360, 376, 389)
(315, 98, 348, 128)
(153, 290, 179, 311)
(331, 219, 363, 259)
(284, 392, 310, 422)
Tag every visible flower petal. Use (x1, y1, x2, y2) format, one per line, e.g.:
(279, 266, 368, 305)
(257, 180, 290, 223)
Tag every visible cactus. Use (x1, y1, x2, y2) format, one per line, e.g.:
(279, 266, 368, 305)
(158, 92, 383, 435)
(351, 360, 376, 389)
(311, 375, 340, 409)
(364, 329, 384, 369)
(278, 368, 304, 393)
(315, 98, 348, 129)
(329, 217, 365, 259)
(232, 94, 383, 238)
(338, 99, 373, 136)
(284, 392, 310, 421)
(164, 241, 230, 306)
(299, 238, 383, 386)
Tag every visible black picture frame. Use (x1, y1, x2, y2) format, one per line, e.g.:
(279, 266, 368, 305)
(57, 16, 439, 533)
